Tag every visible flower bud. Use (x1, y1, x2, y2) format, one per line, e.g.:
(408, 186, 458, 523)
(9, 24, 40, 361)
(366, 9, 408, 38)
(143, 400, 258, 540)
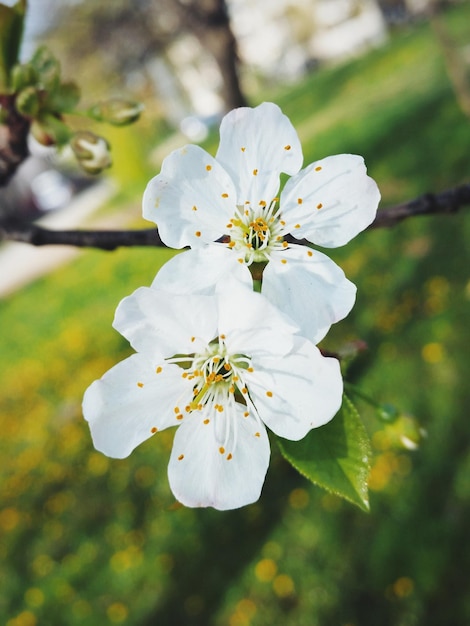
(30, 119, 56, 146)
(377, 403, 399, 423)
(88, 98, 144, 126)
(70, 131, 112, 174)
(15, 86, 40, 117)
(11, 62, 37, 92)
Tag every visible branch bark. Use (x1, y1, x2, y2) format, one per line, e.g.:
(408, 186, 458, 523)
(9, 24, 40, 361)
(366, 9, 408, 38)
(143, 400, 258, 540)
(0, 94, 30, 186)
(1, 183, 469, 250)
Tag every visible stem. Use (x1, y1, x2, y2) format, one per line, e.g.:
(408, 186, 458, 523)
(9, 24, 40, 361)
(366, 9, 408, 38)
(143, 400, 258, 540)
(1, 182, 469, 249)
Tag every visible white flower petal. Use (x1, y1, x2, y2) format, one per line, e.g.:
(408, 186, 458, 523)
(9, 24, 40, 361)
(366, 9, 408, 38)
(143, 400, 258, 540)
(113, 287, 218, 357)
(83, 353, 193, 458)
(168, 403, 270, 510)
(281, 154, 380, 247)
(247, 338, 343, 440)
(262, 245, 356, 344)
(215, 277, 298, 357)
(143, 144, 237, 248)
(215, 102, 303, 205)
(151, 246, 253, 296)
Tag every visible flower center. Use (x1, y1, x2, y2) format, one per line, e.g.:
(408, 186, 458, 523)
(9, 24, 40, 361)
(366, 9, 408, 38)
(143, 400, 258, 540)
(226, 200, 287, 264)
(166, 338, 253, 415)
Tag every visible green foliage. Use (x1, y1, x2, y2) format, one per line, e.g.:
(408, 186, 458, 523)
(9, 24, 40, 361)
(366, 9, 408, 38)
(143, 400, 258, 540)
(279, 396, 371, 511)
(0, 0, 25, 90)
(1, 3, 470, 625)
(5, 42, 143, 173)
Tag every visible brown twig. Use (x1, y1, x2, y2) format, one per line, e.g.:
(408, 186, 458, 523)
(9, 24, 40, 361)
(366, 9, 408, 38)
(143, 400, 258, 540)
(0, 94, 31, 186)
(1, 183, 469, 250)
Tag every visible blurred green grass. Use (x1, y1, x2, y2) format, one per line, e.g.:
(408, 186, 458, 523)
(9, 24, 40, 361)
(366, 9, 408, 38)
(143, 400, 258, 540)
(1, 3, 470, 625)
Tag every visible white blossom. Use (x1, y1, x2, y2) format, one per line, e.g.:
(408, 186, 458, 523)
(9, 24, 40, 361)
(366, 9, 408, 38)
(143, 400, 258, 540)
(143, 102, 380, 343)
(83, 280, 342, 510)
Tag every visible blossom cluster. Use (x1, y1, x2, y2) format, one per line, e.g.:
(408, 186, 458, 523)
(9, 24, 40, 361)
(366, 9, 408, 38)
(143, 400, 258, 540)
(83, 103, 380, 510)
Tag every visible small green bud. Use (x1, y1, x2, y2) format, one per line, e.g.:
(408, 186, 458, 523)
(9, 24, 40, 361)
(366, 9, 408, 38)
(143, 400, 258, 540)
(30, 119, 56, 146)
(30, 45, 61, 91)
(11, 62, 37, 91)
(70, 131, 112, 174)
(30, 113, 71, 147)
(88, 98, 144, 126)
(15, 86, 40, 117)
(377, 403, 400, 423)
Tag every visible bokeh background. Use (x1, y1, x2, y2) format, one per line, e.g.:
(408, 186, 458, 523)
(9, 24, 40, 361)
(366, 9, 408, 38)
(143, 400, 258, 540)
(1, 1, 470, 625)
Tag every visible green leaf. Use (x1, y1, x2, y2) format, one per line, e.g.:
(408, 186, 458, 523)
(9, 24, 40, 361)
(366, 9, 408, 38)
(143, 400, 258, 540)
(278, 395, 371, 511)
(0, 0, 27, 91)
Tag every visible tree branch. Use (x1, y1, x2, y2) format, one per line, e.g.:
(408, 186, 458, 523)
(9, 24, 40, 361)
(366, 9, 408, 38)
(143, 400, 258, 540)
(0, 94, 31, 186)
(1, 183, 469, 250)
(367, 182, 470, 229)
